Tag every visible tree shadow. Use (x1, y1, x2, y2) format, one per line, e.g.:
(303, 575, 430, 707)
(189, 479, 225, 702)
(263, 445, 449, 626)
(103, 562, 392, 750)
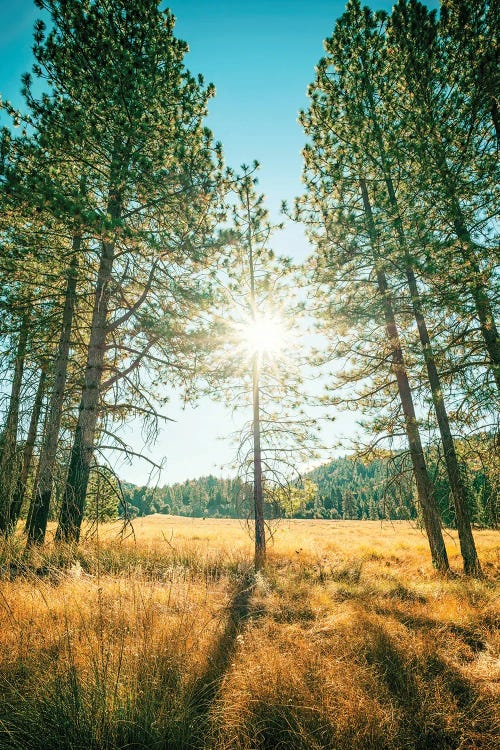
(184, 570, 255, 747)
(361, 618, 494, 750)
(373, 605, 487, 652)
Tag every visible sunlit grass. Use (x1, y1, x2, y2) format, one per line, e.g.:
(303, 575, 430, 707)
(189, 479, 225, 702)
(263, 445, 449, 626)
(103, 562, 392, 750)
(0, 518, 498, 749)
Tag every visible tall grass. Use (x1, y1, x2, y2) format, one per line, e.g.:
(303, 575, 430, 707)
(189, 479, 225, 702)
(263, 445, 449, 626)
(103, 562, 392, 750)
(0, 518, 498, 749)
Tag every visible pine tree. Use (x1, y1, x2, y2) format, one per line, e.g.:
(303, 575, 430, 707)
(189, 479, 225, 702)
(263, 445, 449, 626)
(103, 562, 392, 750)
(9, 365, 47, 530)
(388, 0, 500, 393)
(10, 0, 224, 543)
(300, 0, 483, 573)
(0, 310, 29, 531)
(212, 167, 316, 568)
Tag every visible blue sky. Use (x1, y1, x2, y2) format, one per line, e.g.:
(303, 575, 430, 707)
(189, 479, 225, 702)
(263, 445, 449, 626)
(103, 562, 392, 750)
(0, 0, 439, 485)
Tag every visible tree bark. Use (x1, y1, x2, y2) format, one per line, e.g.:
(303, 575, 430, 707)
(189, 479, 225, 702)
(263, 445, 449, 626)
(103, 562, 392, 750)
(9, 366, 47, 532)
(244, 179, 267, 570)
(0, 312, 29, 533)
(56, 194, 120, 543)
(24, 410, 47, 535)
(403, 263, 482, 575)
(491, 98, 500, 148)
(360, 178, 449, 572)
(449, 202, 500, 392)
(27, 238, 81, 545)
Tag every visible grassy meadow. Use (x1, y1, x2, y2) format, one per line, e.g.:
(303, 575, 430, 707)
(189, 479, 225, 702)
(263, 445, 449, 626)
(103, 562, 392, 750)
(0, 517, 498, 749)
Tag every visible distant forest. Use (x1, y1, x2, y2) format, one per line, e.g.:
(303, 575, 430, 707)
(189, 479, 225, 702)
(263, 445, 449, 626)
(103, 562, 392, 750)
(122, 445, 498, 528)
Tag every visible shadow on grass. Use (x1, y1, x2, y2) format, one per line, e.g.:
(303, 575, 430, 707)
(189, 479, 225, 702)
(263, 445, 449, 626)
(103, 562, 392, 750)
(0, 570, 257, 750)
(373, 606, 487, 653)
(184, 571, 255, 748)
(361, 618, 496, 750)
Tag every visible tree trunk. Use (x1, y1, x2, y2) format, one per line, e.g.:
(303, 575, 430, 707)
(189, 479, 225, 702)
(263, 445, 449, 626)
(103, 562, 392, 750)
(252, 351, 266, 570)
(490, 98, 500, 148)
(9, 366, 47, 532)
(56, 195, 120, 543)
(27, 239, 80, 545)
(381, 172, 482, 576)
(243, 178, 267, 570)
(360, 178, 449, 572)
(24, 404, 48, 535)
(404, 263, 482, 575)
(362, 66, 481, 573)
(0, 312, 29, 533)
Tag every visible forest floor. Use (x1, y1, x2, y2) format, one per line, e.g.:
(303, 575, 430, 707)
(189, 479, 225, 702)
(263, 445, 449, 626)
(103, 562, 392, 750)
(0, 517, 498, 749)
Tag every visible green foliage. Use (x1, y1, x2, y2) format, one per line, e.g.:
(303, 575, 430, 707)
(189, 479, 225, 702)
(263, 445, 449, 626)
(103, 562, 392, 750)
(1, 0, 228, 543)
(270, 479, 319, 518)
(84, 467, 120, 523)
(121, 435, 498, 528)
(122, 475, 250, 520)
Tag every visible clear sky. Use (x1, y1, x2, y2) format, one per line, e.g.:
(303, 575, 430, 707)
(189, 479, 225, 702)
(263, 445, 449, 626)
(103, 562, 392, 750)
(0, 0, 439, 486)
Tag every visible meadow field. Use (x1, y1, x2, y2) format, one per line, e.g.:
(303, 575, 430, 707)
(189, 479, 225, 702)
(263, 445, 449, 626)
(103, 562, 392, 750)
(0, 517, 498, 749)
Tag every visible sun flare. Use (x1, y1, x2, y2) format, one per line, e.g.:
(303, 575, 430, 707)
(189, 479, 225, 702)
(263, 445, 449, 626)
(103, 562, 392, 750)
(240, 314, 287, 356)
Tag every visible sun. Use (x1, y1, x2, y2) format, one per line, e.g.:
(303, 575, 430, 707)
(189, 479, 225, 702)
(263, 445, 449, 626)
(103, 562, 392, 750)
(239, 313, 287, 356)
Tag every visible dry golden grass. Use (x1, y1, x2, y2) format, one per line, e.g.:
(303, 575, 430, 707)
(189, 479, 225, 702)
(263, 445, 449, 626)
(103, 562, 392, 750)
(0, 517, 498, 749)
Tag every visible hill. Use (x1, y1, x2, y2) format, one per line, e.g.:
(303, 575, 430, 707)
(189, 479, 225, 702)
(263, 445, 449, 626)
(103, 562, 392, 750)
(121, 451, 497, 528)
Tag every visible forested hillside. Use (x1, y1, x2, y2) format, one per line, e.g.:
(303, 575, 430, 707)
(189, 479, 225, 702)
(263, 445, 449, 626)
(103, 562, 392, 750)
(122, 440, 498, 527)
(121, 457, 406, 520)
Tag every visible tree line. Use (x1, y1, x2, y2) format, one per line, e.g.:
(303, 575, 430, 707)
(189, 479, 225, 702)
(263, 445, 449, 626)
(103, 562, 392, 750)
(118, 442, 496, 528)
(0, 0, 498, 577)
